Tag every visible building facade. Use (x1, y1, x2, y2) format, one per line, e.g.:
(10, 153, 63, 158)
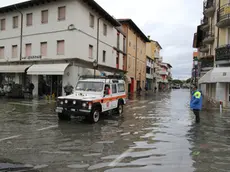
(195, 0, 230, 107)
(118, 19, 149, 93)
(145, 37, 156, 90)
(151, 41, 163, 90)
(158, 63, 172, 90)
(0, 0, 125, 98)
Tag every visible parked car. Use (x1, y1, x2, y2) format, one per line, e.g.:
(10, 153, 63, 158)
(56, 75, 127, 123)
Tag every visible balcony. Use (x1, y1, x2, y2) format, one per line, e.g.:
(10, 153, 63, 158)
(199, 44, 209, 52)
(146, 73, 154, 79)
(203, 0, 215, 17)
(154, 52, 160, 59)
(158, 78, 168, 83)
(216, 3, 230, 28)
(159, 70, 168, 75)
(203, 31, 214, 44)
(200, 17, 209, 30)
(215, 44, 230, 61)
(200, 56, 214, 70)
(146, 61, 154, 68)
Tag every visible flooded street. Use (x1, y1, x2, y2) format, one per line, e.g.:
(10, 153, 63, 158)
(1, 89, 230, 172)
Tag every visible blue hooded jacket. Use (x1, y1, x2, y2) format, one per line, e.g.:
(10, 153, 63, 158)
(190, 90, 203, 110)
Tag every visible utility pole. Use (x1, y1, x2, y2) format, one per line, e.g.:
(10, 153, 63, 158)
(94, 17, 103, 78)
(14, 5, 23, 61)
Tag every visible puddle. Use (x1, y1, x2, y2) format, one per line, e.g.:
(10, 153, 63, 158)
(68, 164, 89, 169)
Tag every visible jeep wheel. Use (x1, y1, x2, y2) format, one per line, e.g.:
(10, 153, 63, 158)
(117, 102, 124, 115)
(58, 113, 71, 121)
(89, 108, 100, 123)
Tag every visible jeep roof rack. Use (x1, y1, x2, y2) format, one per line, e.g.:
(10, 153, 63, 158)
(79, 75, 124, 80)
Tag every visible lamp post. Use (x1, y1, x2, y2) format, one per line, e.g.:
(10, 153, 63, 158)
(194, 58, 198, 86)
(93, 60, 98, 78)
(95, 17, 103, 78)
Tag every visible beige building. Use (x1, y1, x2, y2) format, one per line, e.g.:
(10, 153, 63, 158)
(194, 0, 230, 107)
(118, 19, 149, 92)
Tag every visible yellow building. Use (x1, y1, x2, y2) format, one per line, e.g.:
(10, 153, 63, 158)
(118, 19, 150, 93)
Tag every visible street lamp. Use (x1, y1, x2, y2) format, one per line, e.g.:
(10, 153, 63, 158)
(93, 60, 98, 78)
(194, 58, 198, 86)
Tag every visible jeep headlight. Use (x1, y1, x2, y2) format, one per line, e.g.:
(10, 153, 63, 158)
(73, 100, 76, 105)
(65, 100, 68, 104)
(82, 102, 87, 107)
(60, 101, 63, 105)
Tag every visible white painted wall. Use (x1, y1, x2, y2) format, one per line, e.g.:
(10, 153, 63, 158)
(216, 83, 225, 103)
(0, 0, 119, 69)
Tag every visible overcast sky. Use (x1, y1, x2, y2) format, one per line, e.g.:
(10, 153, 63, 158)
(0, 0, 203, 79)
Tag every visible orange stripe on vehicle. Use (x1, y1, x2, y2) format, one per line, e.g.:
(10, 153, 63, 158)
(92, 95, 126, 103)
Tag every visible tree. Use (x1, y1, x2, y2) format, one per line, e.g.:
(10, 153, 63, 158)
(186, 78, 191, 83)
(172, 79, 183, 85)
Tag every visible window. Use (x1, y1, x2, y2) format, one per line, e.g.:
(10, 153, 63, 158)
(58, 6, 66, 21)
(116, 53, 119, 69)
(26, 13, 33, 26)
(0, 19, 5, 30)
(123, 37, 126, 52)
(76, 81, 103, 92)
(112, 84, 117, 94)
(57, 40, 65, 55)
(117, 32, 120, 49)
(41, 10, 48, 24)
(25, 44, 32, 56)
(41, 42, 47, 56)
(89, 45, 93, 59)
(103, 23, 107, 36)
(89, 13, 94, 28)
(13, 16, 18, 28)
(0, 47, 4, 59)
(118, 84, 125, 92)
(102, 50, 106, 62)
(12, 45, 18, 58)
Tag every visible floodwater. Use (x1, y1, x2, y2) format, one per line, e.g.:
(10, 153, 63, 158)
(0, 89, 230, 171)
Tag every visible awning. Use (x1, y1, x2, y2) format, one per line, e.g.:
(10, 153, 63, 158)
(27, 63, 69, 75)
(0, 64, 31, 73)
(199, 67, 230, 84)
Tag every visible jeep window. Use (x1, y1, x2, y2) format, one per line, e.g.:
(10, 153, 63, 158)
(112, 84, 117, 94)
(76, 81, 103, 92)
(104, 84, 111, 95)
(118, 84, 125, 92)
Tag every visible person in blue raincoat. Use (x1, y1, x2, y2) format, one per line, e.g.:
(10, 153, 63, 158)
(190, 85, 203, 123)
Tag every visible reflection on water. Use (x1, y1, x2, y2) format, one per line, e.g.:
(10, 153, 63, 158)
(0, 90, 230, 171)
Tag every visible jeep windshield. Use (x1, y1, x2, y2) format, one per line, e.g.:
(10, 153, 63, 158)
(76, 81, 104, 92)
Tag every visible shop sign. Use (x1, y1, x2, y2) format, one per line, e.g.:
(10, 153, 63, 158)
(22, 55, 42, 60)
(224, 6, 230, 15)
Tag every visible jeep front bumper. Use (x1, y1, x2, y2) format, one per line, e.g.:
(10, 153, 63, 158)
(56, 107, 91, 116)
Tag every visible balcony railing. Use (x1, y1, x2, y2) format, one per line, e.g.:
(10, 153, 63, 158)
(215, 44, 230, 61)
(199, 44, 209, 52)
(203, 30, 215, 44)
(203, 0, 215, 17)
(159, 70, 168, 75)
(200, 57, 214, 69)
(217, 3, 230, 28)
(201, 17, 209, 30)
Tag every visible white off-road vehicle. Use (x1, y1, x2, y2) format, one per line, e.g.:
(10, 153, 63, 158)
(56, 75, 126, 123)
